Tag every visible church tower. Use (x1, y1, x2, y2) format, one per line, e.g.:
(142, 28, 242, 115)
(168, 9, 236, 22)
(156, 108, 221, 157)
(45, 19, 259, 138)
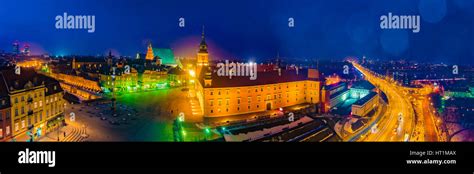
(197, 26, 209, 76)
(145, 42, 154, 60)
(107, 50, 113, 66)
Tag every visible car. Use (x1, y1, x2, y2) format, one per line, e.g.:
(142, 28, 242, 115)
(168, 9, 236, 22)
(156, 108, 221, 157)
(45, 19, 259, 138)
(100, 117, 107, 120)
(109, 120, 119, 125)
(113, 113, 118, 117)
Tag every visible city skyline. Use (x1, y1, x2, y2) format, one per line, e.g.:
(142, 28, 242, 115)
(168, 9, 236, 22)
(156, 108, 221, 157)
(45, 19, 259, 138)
(0, 0, 473, 64)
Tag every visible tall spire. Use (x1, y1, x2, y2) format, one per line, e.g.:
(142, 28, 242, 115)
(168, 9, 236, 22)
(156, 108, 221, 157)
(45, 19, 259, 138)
(199, 25, 208, 53)
(201, 25, 205, 39)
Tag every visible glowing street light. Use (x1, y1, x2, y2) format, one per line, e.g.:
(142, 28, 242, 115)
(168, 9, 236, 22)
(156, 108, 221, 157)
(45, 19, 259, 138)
(189, 70, 196, 77)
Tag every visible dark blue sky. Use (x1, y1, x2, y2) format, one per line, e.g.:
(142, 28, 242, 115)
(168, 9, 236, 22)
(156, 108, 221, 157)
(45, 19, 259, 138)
(0, 0, 473, 64)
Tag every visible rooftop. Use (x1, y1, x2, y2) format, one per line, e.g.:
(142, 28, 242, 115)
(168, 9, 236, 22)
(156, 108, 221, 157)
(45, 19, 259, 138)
(0, 67, 63, 95)
(351, 80, 375, 90)
(200, 67, 320, 88)
(353, 91, 378, 106)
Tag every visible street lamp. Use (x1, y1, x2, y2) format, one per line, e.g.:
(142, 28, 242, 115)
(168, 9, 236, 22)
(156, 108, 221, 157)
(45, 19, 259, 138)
(57, 117, 61, 142)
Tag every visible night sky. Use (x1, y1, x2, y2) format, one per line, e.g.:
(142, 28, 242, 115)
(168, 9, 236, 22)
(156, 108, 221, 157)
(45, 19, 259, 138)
(0, 0, 473, 64)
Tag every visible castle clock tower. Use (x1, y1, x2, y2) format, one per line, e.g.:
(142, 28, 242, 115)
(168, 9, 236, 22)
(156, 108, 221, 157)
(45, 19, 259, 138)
(196, 26, 209, 76)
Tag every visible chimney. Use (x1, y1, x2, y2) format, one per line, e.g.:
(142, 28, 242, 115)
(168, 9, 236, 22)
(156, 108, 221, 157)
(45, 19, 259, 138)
(296, 67, 299, 75)
(278, 68, 281, 76)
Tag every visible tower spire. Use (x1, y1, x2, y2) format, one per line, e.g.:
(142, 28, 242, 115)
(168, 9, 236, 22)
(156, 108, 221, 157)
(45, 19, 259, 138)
(199, 25, 208, 53)
(202, 25, 205, 39)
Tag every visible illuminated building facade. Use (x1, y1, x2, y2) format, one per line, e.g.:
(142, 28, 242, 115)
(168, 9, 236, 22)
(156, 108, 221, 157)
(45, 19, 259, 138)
(351, 91, 379, 117)
(321, 82, 349, 112)
(196, 26, 209, 76)
(0, 83, 12, 141)
(0, 68, 65, 140)
(322, 80, 379, 115)
(196, 68, 321, 117)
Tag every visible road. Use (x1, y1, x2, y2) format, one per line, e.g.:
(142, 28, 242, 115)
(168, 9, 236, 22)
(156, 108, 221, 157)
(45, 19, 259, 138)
(352, 62, 415, 141)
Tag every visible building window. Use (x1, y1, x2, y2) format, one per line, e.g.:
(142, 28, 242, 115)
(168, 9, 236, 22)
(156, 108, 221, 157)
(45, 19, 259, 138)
(6, 126, 10, 135)
(257, 105, 259, 108)
(15, 123, 19, 131)
(210, 110, 213, 113)
(34, 102, 37, 109)
(0, 129, 2, 139)
(39, 101, 43, 107)
(15, 108, 18, 116)
(226, 99, 229, 106)
(248, 97, 251, 104)
(210, 100, 213, 106)
(21, 120, 25, 128)
(39, 113, 43, 122)
(218, 100, 222, 106)
(237, 98, 240, 104)
(21, 96, 24, 102)
(21, 107, 24, 114)
(237, 107, 240, 111)
(15, 98, 18, 103)
(210, 91, 213, 95)
(226, 90, 229, 95)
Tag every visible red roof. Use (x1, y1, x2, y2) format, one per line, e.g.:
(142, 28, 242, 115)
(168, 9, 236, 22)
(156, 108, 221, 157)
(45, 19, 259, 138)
(200, 67, 320, 88)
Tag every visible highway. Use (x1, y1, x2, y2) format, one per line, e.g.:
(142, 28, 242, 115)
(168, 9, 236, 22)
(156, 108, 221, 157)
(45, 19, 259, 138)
(352, 62, 415, 141)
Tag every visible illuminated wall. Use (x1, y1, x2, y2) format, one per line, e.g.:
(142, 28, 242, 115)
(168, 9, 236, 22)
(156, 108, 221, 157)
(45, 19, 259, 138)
(202, 80, 320, 117)
(351, 93, 379, 117)
(9, 86, 65, 138)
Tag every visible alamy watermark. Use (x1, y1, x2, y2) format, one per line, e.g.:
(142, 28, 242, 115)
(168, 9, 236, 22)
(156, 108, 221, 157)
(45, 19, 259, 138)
(216, 60, 258, 80)
(55, 12, 95, 33)
(380, 12, 420, 33)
